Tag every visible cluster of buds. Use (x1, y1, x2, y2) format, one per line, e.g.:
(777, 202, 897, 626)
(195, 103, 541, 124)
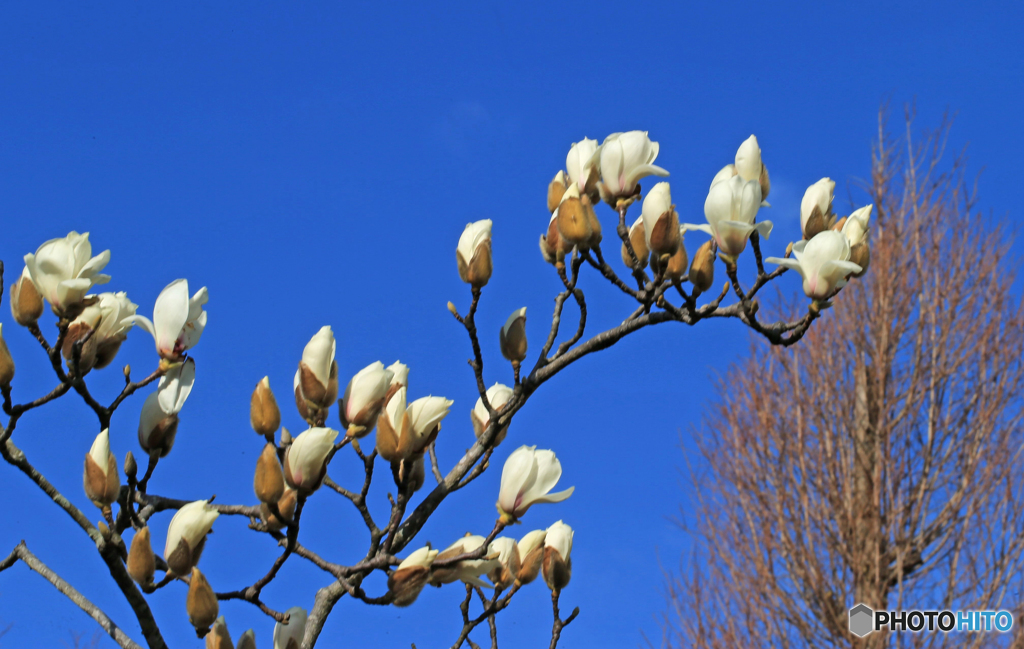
(634, 182, 688, 279)
(163, 500, 219, 576)
(765, 179, 872, 301)
(293, 327, 338, 426)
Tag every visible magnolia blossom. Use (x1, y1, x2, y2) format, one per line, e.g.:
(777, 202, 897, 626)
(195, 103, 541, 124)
(470, 383, 514, 443)
(765, 230, 862, 300)
(10, 266, 44, 326)
(487, 537, 521, 589)
(386, 361, 409, 390)
(688, 174, 771, 258)
(83, 429, 119, 508)
(164, 500, 219, 575)
(517, 529, 547, 584)
(499, 307, 527, 363)
(126, 279, 208, 362)
(389, 545, 439, 607)
(340, 361, 394, 435)
(24, 231, 111, 314)
(641, 182, 680, 257)
(138, 359, 195, 457)
(843, 204, 872, 247)
(63, 291, 137, 372)
(284, 427, 339, 494)
(376, 388, 453, 462)
(430, 535, 500, 588)
(565, 137, 600, 199)
(273, 607, 307, 649)
(497, 445, 574, 521)
(800, 177, 836, 238)
(542, 520, 574, 591)
(294, 326, 338, 417)
(596, 131, 669, 201)
(456, 219, 493, 288)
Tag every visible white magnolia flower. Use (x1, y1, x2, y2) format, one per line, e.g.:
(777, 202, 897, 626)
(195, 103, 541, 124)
(497, 445, 574, 521)
(688, 174, 771, 258)
(641, 182, 680, 256)
(376, 387, 453, 462)
(596, 131, 669, 200)
(409, 395, 453, 440)
(800, 177, 836, 237)
(284, 427, 339, 494)
(164, 500, 219, 575)
(386, 361, 409, 390)
(83, 429, 119, 507)
(24, 231, 111, 314)
(565, 137, 600, 195)
(273, 607, 307, 649)
(517, 529, 547, 585)
(456, 219, 493, 287)
(294, 326, 338, 413)
(487, 537, 521, 589)
(471, 383, 514, 441)
(126, 279, 207, 362)
(399, 545, 439, 570)
(138, 358, 195, 457)
(542, 520, 574, 590)
(431, 535, 501, 589)
(842, 204, 872, 246)
(734, 135, 762, 183)
(518, 529, 546, 557)
(765, 230, 862, 300)
(389, 545, 439, 607)
(340, 361, 394, 433)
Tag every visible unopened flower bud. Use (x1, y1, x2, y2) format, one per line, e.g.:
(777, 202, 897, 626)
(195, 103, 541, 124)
(456, 220, 493, 288)
(10, 267, 43, 326)
(689, 240, 716, 293)
(470, 383, 514, 445)
(294, 327, 338, 422)
(641, 182, 680, 257)
(165, 500, 219, 576)
(555, 185, 601, 249)
(254, 443, 285, 505)
(499, 308, 527, 363)
(800, 178, 836, 240)
(273, 607, 307, 649)
(620, 217, 649, 270)
(849, 242, 870, 277)
(651, 230, 688, 282)
(205, 616, 232, 649)
(187, 567, 219, 636)
(542, 520, 573, 591)
(429, 535, 501, 588)
(376, 388, 452, 463)
(127, 526, 156, 585)
(236, 630, 256, 649)
(540, 212, 562, 265)
(547, 171, 568, 214)
(389, 545, 438, 607)
(280, 427, 293, 446)
(0, 324, 14, 388)
(516, 530, 546, 585)
(566, 137, 601, 205)
(487, 537, 521, 590)
(124, 451, 138, 480)
(283, 427, 338, 495)
(260, 488, 298, 532)
(250, 377, 281, 438)
(83, 429, 120, 508)
(340, 361, 393, 437)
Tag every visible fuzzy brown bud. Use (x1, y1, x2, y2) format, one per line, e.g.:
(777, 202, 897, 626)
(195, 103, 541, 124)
(547, 171, 568, 214)
(127, 526, 156, 586)
(10, 269, 43, 327)
(620, 218, 650, 270)
(83, 446, 120, 508)
(260, 489, 298, 532)
(250, 377, 281, 438)
(517, 543, 545, 585)
(542, 546, 572, 591)
(456, 220, 493, 288)
(236, 630, 257, 649)
(652, 235, 689, 282)
(0, 324, 14, 388)
(689, 240, 716, 293)
(187, 567, 219, 636)
(254, 443, 285, 505)
(850, 242, 870, 278)
(388, 565, 431, 607)
(124, 451, 138, 480)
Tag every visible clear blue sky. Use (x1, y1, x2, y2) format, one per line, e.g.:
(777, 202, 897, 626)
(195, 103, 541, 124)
(0, 2, 1021, 647)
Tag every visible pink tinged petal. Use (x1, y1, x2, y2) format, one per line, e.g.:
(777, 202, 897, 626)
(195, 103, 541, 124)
(153, 280, 191, 356)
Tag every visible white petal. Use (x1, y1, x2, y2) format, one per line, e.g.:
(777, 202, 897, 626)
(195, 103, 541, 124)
(153, 280, 191, 356)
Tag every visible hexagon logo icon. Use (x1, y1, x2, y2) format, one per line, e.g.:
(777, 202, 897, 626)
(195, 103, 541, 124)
(849, 603, 874, 638)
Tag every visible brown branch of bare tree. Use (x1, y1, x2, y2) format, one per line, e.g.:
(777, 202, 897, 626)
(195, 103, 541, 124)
(0, 542, 143, 649)
(665, 111, 1024, 649)
(549, 589, 580, 649)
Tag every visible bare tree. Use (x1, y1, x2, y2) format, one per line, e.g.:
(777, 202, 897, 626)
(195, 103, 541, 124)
(664, 113, 1024, 648)
(0, 131, 848, 648)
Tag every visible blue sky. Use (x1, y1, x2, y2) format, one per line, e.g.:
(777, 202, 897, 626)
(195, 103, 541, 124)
(0, 2, 1022, 647)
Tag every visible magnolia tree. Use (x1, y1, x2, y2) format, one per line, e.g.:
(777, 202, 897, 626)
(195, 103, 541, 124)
(0, 131, 871, 649)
